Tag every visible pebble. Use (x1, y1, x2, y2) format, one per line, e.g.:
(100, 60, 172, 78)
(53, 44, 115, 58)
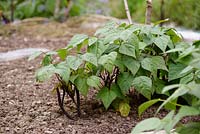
(44, 130, 53, 134)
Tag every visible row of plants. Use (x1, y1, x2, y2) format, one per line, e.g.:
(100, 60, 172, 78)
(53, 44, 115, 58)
(110, 0, 200, 30)
(31, 21, 200, 133)
(0, 0, 86, 21)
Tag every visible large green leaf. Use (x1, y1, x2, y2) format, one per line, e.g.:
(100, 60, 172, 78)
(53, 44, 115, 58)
(153, 35, 173, 52)
(66, 55, 83, 70)
(68, 34, 88, 48)
(120, 29, 133, 41)
(36, 64, 55, 82)
(55, 62, 71, 84)
(88, 40, 108, 57)
(97, 87, 117, 109)
(122, 55, 140, 75)
(119, 43, 136, 58)
(81, 53, 98, 66)
(117, 72, 134, 95)
(168, 63, 188, 81)
(98, 52, 117, 72)
(131, 118, 161, 134)
(74, 76, 89, 96)
(87, 75, 101, 89)
(138, 99, 161, 117)
(141, 56, 168, 73)
(103, 32, 120, 44)
(132, 76, 152, 99)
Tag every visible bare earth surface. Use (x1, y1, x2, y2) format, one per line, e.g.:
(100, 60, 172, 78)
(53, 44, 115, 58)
(0, 15, 199, 134)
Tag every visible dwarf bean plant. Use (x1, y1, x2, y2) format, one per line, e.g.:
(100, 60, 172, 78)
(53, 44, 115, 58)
(31, 21, 200, 133)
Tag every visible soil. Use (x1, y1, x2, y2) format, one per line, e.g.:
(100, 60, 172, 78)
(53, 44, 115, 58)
(0, 15, 199, 134)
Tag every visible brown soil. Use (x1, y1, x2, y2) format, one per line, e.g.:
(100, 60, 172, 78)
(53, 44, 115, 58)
(0, 15, 199, 134)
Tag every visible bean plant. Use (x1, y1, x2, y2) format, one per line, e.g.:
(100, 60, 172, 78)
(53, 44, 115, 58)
(30, 21, 200, 133)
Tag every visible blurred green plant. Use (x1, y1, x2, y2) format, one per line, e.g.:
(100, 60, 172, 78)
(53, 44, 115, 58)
(109, 0, 200, 30)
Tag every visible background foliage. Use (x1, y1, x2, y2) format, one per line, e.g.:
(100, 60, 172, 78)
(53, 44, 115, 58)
(1, 0, 200, 30)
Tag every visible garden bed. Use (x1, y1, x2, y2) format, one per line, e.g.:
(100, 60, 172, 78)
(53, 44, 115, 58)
(0, 15, 199, 134)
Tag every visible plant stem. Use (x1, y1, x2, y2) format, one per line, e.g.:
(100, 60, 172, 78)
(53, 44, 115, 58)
(123, 0, 133, 24)
(10, 0, 14, 22)
(54, 0, 61, 17)
(160, 0, 165, 26)
(56, 88, 74, 120)
(145, 0, 152, 25)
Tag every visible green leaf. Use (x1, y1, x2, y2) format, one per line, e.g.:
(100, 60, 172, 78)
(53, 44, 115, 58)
(119, 43, 136, 58)
(87, 76, 101, 88)
(103, 44, 119, 54)
(138, 42, 148, 50)
(153, 35, 173, 52)
(153, 78, 167, 94)
(117, 72, 134, 95)
(28, 51, 43, 61)
(122, 55, 140, 75)
(95, 21, 116, 36)
(66, 55, 83, 70)
(180, 73, 194, 84)
(42, 55, 52, 66)
(166, 28, 182, 43)
(159, 111, 175, 133)
(138, 99, 161, 117)
(36, 64, 55, 82)
(119, 102, 131, 117)
(74, 76, 89, 96)
(68, 34, 88, 48)
(88, 37, 98, 46)
(168, 63, 188, 81)
(131, 118, 161, 134)
(81, 53, 98, 66)
(55, 62, 71, 84)
(88, 40, 108, 57)
(176, 122, 200, 134)
(187, 82, 200, 99)
(153, 18, 169, 26)
(97, 87, 117, 109)
(103, 32, 120, 44)
(98, 52, 117, 72)
(57, 49, 67, 60)
(120, 29, 133, 41)
(110, 83, 124, 98)
(132, 76, 153, 99)
(141, 56, 168, 73)
(176, 106, 200, 120)
(178, 46, 197, 60)
(162, 84, 181, 93)
(157, 85, 188, 113)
